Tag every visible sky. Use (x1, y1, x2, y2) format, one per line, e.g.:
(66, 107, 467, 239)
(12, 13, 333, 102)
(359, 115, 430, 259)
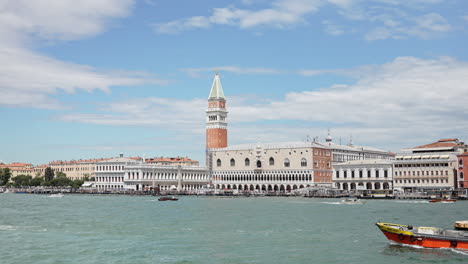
(0, 0, 467, 165)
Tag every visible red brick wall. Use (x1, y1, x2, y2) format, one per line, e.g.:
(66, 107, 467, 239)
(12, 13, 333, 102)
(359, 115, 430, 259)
(458, 155, 468, 189)
(206, 128, 227, 149)
(312, 147, 333, 183)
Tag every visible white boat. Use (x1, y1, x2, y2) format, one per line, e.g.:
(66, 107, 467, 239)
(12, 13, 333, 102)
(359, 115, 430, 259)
(341, 197, 366, 204)
(49, 193, 64, 198)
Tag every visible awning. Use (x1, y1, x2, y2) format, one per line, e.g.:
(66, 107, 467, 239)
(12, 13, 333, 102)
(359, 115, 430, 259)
(439, 155, 450, 159)
(430, 155, 440, 159)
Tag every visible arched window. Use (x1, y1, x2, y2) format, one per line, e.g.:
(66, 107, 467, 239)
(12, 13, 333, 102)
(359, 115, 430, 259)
(461, 172, 464, 179)
(217, 159, 221, 167)
(257, 160, 262, 168)
(269, 157, 275, 166)
(301, 158, 307, 167)
(245, 158, 250, 167)
(284, 158, 290, 167)
(230, 158, 235, 167)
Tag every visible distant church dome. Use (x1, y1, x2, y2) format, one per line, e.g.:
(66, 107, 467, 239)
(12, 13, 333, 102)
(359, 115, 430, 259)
(326, 129, 333, 142)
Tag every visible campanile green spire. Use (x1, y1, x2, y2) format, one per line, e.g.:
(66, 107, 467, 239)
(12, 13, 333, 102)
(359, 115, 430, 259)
(208, 72, 225, 99)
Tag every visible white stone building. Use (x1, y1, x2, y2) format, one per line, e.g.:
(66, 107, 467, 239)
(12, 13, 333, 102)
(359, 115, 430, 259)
(94, 156, 141, 191)
(333, 159, 393, 194)
(393, 138, 466, 192)
(210, 142, 333, 192)
(124, 164, 209, 192)
(322, 131, 395, 164)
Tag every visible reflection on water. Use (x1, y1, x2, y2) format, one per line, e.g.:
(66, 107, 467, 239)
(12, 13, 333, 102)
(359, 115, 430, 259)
(382, 243, 468, 262)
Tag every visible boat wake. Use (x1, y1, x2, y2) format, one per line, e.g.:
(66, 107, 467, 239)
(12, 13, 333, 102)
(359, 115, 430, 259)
(389, 241, 425, 249)
(321, 202, 342, 205)
(0, 225, 16, 231)
(450, 248, 468, 256)
(394, 200, 429, 204)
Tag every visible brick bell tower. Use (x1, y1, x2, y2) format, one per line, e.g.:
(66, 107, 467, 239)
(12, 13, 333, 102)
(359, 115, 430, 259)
(206, 72, 228, 168)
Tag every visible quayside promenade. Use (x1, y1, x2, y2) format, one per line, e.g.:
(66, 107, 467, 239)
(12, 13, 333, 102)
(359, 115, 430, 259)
(2, 186, 465, 200)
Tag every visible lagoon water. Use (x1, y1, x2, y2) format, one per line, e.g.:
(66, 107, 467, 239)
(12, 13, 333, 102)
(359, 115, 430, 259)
(1, 194, 468, 264)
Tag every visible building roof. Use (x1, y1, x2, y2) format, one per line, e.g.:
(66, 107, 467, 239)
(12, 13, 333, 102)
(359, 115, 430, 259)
(459, 152, 468, 157)
(334, 159, 393, 166)
(326, 142, 392, 154)
(208, 73, 225, 99)
(97, 157, 140, 164)
(210, 141, 329, 151)
(146, 157, 197, 163)
(400, 138, 467, 154)
(0, 162, 32, 168)
(49, 158, 116, 165)
(413, 138, 463, 149)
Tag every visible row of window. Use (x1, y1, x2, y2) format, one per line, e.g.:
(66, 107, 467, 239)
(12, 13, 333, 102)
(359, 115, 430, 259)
(127, 171, 206, 181)
(337, 182, 391, 190)
(394, 170, 449, 176)
(394, 163, 449, 167)
(336, 170, 389, 178)
(217, 157, 329, 168)
(96, 177, 124, 183)
(395, 179, 448, 184)
(215, 174, 312, 182)
(96, 165, 125, 171)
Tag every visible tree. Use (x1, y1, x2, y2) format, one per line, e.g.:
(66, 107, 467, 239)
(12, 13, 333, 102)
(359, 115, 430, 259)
(83, 174, 90, 181)
(71, 179, 84, 189)
(0, 168, 12, 185)
(30, 176, 44, 187)
(11, 175, 32, 187)
(55, 171, 67, 178)
(44, 167, 54, 182)
(49, 172, 72, 187)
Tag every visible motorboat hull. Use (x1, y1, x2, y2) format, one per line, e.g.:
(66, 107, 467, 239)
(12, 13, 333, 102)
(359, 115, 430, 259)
(376, 223, 468, 249)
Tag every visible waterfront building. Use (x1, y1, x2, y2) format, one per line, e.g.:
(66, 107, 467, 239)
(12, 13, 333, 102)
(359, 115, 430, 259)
(323, 132, 395, 164)
(145, 157, 199, 167)
(94, 155, 141, 191)
(33, 164, 48, 177)
(49, 158, 111, 180)
(393, 139, 467, 192)
(457, 152, 468, 189)
(94, 154, 207, 192)
(210, 142, 333, 192)
(332, 159, 393, 193)
(123, 164, 208, 192)
(205, 73, 333, 192)
(0, 162, 34, 177)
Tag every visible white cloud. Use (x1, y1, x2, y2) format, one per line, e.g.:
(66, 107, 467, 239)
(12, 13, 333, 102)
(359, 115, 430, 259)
(365, 12, 451, 40)
(0, 0, 166, 109)
(322, 20, 345, 36)
(60, 56, 468, 152)
(153, 0, 453, 41)
(0, 46, 166, 109)
(154, 0, 322, 34)
(0, 0, 134, 41)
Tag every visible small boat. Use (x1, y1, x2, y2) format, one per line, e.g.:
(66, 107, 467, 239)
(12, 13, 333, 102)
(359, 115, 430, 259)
(376, 222, 468, 249)
(158, 196, 178, 201)
(429, 198, 456, 203)
(455, 221, 468, 230)
(341, 197, 366, 204)
(49, 193, 64, 198)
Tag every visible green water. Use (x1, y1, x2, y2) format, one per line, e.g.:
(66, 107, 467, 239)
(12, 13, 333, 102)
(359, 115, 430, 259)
(1, 194, 467, 264)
